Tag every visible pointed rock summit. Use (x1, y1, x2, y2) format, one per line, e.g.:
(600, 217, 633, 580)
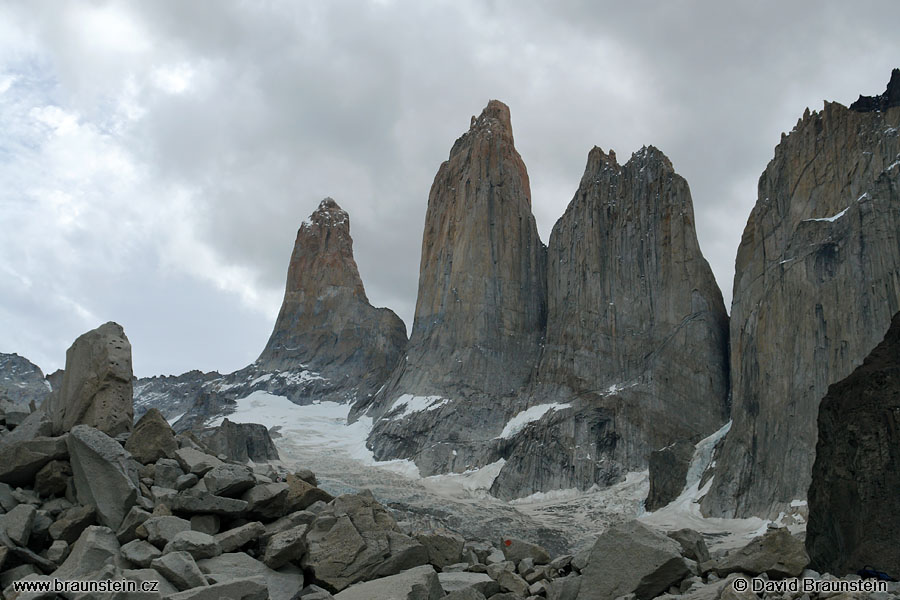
(357, 100, 547, 474)
(702, 71, 900, 518)
(489, 145, 730, 498)
(256, 197, 407, 403)
(402, 99, 547, 397)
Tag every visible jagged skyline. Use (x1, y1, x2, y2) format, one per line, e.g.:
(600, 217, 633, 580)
(1, 1, 898, 377)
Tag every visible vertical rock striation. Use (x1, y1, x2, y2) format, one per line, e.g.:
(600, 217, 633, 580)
(702, 72, 900, 518)
(358, 100, 547, 474)
(489, 146, 729, 499)
(806, 312, 900, 577)
(256, 197, 407, 404)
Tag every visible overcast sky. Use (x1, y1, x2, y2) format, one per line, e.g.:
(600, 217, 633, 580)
(1, 1, 897, 378)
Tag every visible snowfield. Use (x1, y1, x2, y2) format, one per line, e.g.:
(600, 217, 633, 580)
(213, 391, 803, 554)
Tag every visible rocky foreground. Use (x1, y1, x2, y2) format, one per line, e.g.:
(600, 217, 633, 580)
(0, 408, 896, 600)
(0, 322, 897, 600)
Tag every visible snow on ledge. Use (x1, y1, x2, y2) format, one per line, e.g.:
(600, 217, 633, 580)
(389, 394, 448, 420)
(497, 403, 571, 439)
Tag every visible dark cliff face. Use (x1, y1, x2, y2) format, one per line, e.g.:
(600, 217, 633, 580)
(258, 197, 407, 404)
(702, 72, 900, 519)
(806, 312, 900, 577)
(849, 68, 900, 112)
(489, 146, 730, 499)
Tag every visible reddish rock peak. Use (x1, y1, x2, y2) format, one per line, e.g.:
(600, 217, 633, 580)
(465, 99, 515, 145)
(285, 197, 365, 300)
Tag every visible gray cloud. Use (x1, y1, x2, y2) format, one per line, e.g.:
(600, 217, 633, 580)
(1, 0, 898, 377)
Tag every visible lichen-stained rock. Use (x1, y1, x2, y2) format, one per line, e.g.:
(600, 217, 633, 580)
(806, 312, 900, 577)
(359, 100, 548, 477)
(47, 322, 134, 437)
(491, 146, 729, 499)
(702, 72, 900, 519)
(256, 197, 407, 405)
(302, 491, 428, 592)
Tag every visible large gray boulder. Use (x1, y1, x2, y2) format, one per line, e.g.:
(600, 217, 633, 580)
(151, 550, 208, 591)
(703, 73, 900, 519)
(121, 539, 163, 568)
(140, 515, 192, 547)
(215, 521, 265, 553)
(67, 425, 140, 529)
(198, 552, 304, 600)
(437, 572, 499, 597)
(202, 463, 256, 497)
(417, 532, 464, 569)
(54, 525, 121, 580)
(716, 527, 808, 578)
(0, 435, 68, 486)
(125, 408, 178, 464)
(500, 536, 550, 565)
(169, 576, 268, 600)
(302, 491, 428, 592)
(174, 447, 223, 476)
(49, 504, 96, 544)
(262, 523, 308, 569)
(163, 530, 221, 560)
(4, 503, 36, 546)
(47, 322, 134, 437)
(334, 565, 444, 600)
(170, 489, 248, 516)
(577, 521, 688, 600)
(807, 312, 900, 576)
(200, 419, 280, 462)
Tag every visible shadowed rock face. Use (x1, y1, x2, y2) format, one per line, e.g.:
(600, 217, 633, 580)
(702, 72, 900, 518)
(257, 198, 407, 404)
(849, 68, 900, 112)
(807, 312, 900, 577)
(357, 100, 548, 476)
(490, 146, 729, 499)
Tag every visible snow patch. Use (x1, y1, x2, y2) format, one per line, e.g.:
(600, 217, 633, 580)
(803, 193, 869, 223)
(167, 412, 185, 426)
(497, 403, 571, 439)
(277, 369, 325, 385)
(389, 394, 448, 420)
(213, 393, 422, 479)
(805, 206, 849, 223)
(250, 373, 273, 385)
(423, 459, 506, 493)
